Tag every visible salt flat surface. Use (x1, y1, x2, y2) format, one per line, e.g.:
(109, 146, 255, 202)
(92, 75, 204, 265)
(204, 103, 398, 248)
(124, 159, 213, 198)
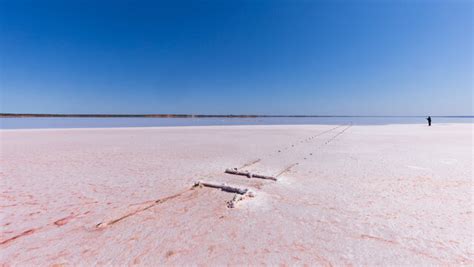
(0, 124, 473, 265)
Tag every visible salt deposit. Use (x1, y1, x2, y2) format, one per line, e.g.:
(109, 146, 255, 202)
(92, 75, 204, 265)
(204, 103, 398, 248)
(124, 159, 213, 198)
(1, 124, 472, 265)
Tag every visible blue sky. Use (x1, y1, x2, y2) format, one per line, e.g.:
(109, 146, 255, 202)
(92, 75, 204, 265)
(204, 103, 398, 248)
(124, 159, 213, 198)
(1, 0, 472, 115)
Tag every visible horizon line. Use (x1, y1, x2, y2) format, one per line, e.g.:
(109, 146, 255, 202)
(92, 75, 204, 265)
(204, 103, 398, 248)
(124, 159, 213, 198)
(1, 113, 473, 118)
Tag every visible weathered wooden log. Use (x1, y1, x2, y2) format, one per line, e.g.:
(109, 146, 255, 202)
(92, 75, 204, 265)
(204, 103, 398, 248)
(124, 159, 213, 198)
(194, 181, 256, 208)
(225, 168, 277, 181)
(225, 168, 252, 178)
(251, 173, 277, 181)
(194, 181, 249, 195)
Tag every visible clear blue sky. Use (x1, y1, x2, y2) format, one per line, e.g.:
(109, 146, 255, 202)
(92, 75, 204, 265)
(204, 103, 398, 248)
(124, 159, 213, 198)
(1, 0, 472, 115)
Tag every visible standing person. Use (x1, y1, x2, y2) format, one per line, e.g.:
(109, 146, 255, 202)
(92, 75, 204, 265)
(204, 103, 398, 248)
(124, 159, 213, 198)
(426, 116, 432, 126)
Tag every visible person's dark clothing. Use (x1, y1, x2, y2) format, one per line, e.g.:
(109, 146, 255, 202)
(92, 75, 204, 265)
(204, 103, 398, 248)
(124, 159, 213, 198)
(426, 116, 431, 126)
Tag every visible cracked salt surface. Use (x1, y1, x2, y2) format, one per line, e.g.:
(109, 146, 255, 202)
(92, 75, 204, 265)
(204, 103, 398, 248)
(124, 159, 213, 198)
(0, 124, 472, 265)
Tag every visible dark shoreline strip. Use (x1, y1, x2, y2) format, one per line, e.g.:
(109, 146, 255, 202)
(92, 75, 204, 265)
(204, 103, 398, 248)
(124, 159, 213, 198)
(3, 113, 471, 118)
